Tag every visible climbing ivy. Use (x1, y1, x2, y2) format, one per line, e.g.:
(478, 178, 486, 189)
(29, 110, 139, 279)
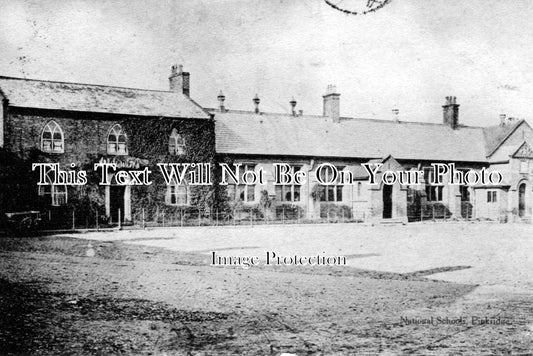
(122, 117, 227, 218)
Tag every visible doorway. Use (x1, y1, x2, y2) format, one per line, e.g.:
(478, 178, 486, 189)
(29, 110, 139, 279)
(110, 185, 125, 223)
(518, 183, 526, 218)
(383, 184, 393, 219)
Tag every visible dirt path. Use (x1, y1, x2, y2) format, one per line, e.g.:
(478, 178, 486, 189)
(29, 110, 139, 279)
(0, 235, 531, 355)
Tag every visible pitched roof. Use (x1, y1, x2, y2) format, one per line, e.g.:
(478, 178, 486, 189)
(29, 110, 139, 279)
(213, 110, 489, 162)
(483, 119, 527, 157)
(0, 76, 210, 119)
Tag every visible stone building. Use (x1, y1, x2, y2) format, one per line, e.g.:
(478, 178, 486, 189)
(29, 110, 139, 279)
(211, 88, 533, 222)
(0, 65, 216, 227)
(1, 66, 532, 225)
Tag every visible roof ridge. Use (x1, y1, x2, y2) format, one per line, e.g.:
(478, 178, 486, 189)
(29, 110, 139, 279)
(210, 107, 483, 128)
(0, 75, 172, 94)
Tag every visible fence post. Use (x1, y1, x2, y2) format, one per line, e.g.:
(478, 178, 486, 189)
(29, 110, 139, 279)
(142, 208, 145, 229)
(96, 210, 99, 231)
(250, 210, 253, 227)
(432, 205, 435, 222)
(282, 207, 285, 225)
(118, 209, 122, 230)
(198, 209, 201, 226)
(233, 208, 236, 227)
(297, 208, 300, 224)
(216, 209, 219, 226)
(162, 211, 165, 227)
(181, 209, 184, 227)
(72, 209, 75, 230)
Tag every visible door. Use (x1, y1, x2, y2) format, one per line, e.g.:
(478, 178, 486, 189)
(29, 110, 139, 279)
(383, 184, 393, 219)
(110, 186, 125, 223)
(518, 183, 526, 218)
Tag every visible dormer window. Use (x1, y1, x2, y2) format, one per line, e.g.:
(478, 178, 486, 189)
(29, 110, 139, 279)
(41, 121, 64, 153)
(169, 129, 185, 155)
(107, 124, 127, 155)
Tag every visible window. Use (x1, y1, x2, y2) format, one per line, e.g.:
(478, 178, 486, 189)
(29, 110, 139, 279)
(357, 182, 362, 198)
(38, 185, 68, 206)
(275, 166, 301, 202)
(167, 183, 190, 206)
(424, 168, 443, 201)
(41, 121, 64, 153)
(107, 124, 127, 155)
(520, 160, 529, 174)
(169, 129, 185, 155)
(318, 166, 344, 202)
(227, 164, 256, 202)
(460, 185, 470, 202)
(487, 191, 497, 203)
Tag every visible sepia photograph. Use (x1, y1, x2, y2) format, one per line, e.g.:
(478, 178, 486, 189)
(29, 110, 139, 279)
(0, 0, 532, 354)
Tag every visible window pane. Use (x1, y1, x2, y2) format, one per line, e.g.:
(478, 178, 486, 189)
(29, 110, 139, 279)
(177, 186, 188, 205)
(247, 185, 255, 202)
(293, 186, 300, 202)
(327, 186, 334, 202)
(227, 184, 236, 200)
(336, 186, 343, 202)
(275, 185, 283, 201)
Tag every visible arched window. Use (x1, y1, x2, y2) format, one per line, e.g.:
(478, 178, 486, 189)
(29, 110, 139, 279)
(107, 124, 127, 155)
(168, 129, 185, 155)
(39, 185, 68, 206)
(166, 182, 190, 206)
(41, 121, 64, 153)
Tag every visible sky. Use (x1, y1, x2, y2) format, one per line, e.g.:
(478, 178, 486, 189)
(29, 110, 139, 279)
(1, 0, 533, 126)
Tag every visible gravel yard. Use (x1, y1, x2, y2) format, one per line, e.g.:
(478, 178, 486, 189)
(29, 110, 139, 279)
(1, 222, 532, 355)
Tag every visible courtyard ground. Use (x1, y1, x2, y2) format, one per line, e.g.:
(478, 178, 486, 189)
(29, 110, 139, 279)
(0, 222, 532, 355)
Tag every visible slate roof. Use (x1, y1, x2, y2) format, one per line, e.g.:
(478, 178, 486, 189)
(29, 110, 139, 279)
(482, 119, 526, 157)
(213, 110, 490, 162)
(0, 76, 210, 119)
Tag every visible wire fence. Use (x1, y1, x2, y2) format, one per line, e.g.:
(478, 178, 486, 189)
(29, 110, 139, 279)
(3, 203, 524, 233)
(26, 206, 369, 231)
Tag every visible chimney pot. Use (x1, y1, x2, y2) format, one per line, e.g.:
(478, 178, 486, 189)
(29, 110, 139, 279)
(499, 114, 507, 126)
(217, 90, 226, 112)
(290, 97, 297, 116)
(442, 95, 460, 129)
(392, 108, 400, 123)
(169, 64, 190, 96)
(323, 85, 340, 123)
(253, 94, 260, 114)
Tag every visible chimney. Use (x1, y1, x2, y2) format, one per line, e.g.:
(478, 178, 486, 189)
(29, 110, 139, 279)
(289, 97, 297, 116)
(253, 94, 260, 114)
(169, 64, 190, 96)
(323, 85, 340, 123)
(499, 114, 507, 126)
(217, 90, 226, 112)
(442, 96, 459, 129)
(392, 108, 400, 123)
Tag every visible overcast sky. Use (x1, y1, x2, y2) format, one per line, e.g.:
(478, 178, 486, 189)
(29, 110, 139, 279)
(1, 0, 532, 126)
